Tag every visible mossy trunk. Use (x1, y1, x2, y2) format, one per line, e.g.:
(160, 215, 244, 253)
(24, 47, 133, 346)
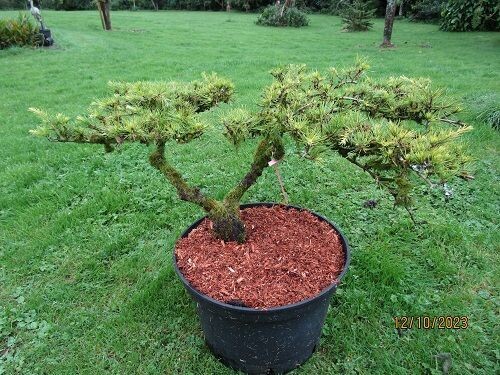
(149, 138, 283, 244)
(149, 142, 247, 242)
(209, 204, 246, 243)
(211, 137, 284, 243)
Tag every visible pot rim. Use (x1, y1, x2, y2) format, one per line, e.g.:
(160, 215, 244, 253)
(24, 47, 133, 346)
(173, 202, 350, 314)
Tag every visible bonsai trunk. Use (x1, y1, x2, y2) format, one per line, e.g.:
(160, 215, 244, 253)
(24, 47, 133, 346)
(209, 204, 245, 243)
(381, 0, 396, 47)
(217, 138, 284, 242)
(149, 137, 283, 243)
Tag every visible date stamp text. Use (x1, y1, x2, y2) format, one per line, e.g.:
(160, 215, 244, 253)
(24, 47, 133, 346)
(394, 316, 469, 330)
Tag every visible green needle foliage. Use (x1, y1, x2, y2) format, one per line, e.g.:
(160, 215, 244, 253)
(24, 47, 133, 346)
(340, 0, 376, 32)
(223, 61, 472, 214)
(30, 60, 472, 242)
(30, 74, 234, 146)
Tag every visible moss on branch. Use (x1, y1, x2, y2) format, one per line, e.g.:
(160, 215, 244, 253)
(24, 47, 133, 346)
(149, 142, 219, 213)
(224, 137, 285, 207)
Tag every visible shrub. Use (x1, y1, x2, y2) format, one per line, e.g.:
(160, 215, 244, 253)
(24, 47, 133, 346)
(232, 0, 272, 12)
(440, 0, 499, 31)
(0, 0, 23, 9)
(42, 0, 94, 10)
(408, 0, 444, 22)
(256, 5, 309, 27)
(320, 0, 346, 15)
(0, 13, 42, 50)
(340, 0, 375, 31)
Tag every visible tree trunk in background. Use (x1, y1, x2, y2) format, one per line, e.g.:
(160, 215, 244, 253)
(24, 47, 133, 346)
(151, 0, 159, 11)
(97, 0, 111, 30)
(97, 1, 105, 30)
(280, 0, 292, 17)
(399, 1, 404, 16)
(103, 0, 111, 30)
(381, 0, 396, 47)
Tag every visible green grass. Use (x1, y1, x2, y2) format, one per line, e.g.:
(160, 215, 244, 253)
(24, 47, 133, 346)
(1, 10, 499, 374)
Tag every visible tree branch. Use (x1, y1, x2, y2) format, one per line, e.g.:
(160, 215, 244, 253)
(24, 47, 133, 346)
(438, 118, 466, 127)
(149, 142, 218, 213)
(223, 137, 285, 207)
(42, 131, 117, 153)
(332, 67, 364, 89)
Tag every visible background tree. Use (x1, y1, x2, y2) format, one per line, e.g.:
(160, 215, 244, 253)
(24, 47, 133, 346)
(381, 0, 397, 47)
(340, 0, 376, 31)
(30, 62, 472, 242)
(96, 0, 111, 30)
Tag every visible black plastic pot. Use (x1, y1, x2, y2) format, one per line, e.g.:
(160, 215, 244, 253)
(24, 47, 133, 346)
(173, 203, 350, 375)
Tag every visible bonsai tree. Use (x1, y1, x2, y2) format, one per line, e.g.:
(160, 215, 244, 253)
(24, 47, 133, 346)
(30, 60, 472, 243)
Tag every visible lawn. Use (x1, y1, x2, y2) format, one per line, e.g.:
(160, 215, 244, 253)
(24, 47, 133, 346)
(0, 10, 499, 374)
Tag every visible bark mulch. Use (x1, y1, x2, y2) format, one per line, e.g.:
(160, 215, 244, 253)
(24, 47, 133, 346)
(175, 205, 345, 309)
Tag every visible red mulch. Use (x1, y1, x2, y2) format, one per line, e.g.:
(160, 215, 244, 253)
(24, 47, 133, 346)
(175, 205, 345, 309)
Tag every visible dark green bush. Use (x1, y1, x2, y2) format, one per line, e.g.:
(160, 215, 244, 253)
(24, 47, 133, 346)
(321, 0, 381, 16)
(440, 0, 499, 31)
(0, 0, 383, 13)
(340, 0, 375, 31)
(231, 0, 271, 12)
(0, 13, 42, 50)
(408, 0, 444, 21)
(0, 0, 24, 9)
(34, 0, 94, 10)
(256, 5, 309, 27)
(55, 0, 93, 10)
(323, 0, 348, 15)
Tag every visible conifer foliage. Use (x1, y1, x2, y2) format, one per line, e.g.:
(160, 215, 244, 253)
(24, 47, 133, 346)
(341, 0, 375, 31)
(30, 61, 472, 242)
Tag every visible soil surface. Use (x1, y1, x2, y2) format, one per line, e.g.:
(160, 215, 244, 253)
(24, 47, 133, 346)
(175, 205, 345, 309)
